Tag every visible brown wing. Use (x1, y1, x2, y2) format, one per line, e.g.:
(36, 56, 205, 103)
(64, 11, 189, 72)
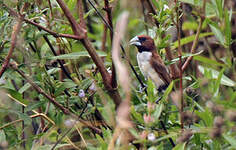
(150, 54, 171, 85)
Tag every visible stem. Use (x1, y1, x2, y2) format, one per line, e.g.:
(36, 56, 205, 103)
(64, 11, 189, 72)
(10, 62, 70, 115)
(175, 0, 184, 129)
(181, 0, 206, 71)
(0, 14, 23, 78)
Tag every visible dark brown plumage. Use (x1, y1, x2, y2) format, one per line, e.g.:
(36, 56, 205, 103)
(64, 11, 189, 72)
(130, 35, 171, 92)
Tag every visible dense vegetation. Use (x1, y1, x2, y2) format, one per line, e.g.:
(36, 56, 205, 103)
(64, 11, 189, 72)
(0, 0, 235, 149)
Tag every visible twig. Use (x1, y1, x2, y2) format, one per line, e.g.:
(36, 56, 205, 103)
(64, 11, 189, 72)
(51, 128, 73, 150)
(103, 0, 117, 88)
(24, 18, 84, 40)
(101, 24, 108, 51)
(175, 0, 184, 129)
(47, 0, 53, 18)
(160, 121, 176, 146)
(0, 10, 23, 77)
(1, 3, 85, 40)
(56, 0, 86, 36)
(42, 34, 73, 80)
(87, 0, 147, 94)
(56, 0, 122, 107)
(9, 62, 70, 115)
(181, 0, 206, 71)
(77, 0, 86, 29)
(146, 0, 160, 27)
(0, 113, 54, 130)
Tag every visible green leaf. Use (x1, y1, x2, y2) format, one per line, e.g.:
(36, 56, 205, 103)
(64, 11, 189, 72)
(193, 55, 227, 67)
(47, 68, 61, 75)
(0, 130, 6, 142)
(215, 0, 224, 19)
(198, 65, 236, 87)
(34, 144, 71, 150)
(169, 50, 204, 65)
(0, 108, 31, 125)
(153, 103, 164, 122)
(18, 83, 31, 94)
(49, 51, 107, 60)
(7, 89, 29, 105)
(224, 9, 231, 47)
(25, 101, 45, 112)
(173, 143, 186, 150)
(171, 32, 213, 50)
(223, 134, 236, 148)
(147, 79, 155, 102)
(195, 108, 213, 126)
(214, 68, 224, 97)
(161, 81, 174, 102)
(131, 106, 144, 124)
(182, 21, 198, 31)
(207, 19, 225, 45)
(179, 0, 202, 6)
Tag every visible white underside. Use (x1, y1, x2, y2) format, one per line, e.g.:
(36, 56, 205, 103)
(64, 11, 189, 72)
(137, 52, 165, 88)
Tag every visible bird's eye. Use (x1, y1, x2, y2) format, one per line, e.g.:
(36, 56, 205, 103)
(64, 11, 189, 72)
(139, 37, 146, 42)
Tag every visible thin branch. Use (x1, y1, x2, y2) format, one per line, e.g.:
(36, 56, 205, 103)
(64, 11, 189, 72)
(56, 0, 111, 87)
(103, 0, 117, 88)
(181, 17, 203, 71)
(87, 0, 147, 94)
(0, 12, 23, 78)
(47, 0, 53, 18)
(24, 18, 84, 40)
(42, 34, 73, 80)
(146, 0, 160, 27)
(1, 3, 84, 40)
(56, 0, 86, 36)
(101, 24, 108, 51)
(175, 0, 184, 129)
(77, 0, 86, 29)
(181, 0, 206, 71)
(9, 62, 70, 115)
(0, 113, 54, 130)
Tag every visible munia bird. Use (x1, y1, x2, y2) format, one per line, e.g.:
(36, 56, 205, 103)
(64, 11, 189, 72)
(130, 35, 171, 93)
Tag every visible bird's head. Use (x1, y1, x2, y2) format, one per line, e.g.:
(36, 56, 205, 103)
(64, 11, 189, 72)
(129, 35, 155, 53)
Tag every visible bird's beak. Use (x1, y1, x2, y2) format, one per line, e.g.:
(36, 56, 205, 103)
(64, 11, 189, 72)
(129, 36, 141, 46)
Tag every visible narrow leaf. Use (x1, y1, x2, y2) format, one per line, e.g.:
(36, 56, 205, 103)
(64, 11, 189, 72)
(223, 134, 236, 148)
(49, 51, 107, 60)
(171, 32, 213, 50)
(198, 65, 235, 87)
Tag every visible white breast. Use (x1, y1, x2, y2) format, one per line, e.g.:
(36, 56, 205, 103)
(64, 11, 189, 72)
(137, 52, 165, 88)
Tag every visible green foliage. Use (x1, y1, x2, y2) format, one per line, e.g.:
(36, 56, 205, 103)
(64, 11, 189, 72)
(0, 0, 235, 149)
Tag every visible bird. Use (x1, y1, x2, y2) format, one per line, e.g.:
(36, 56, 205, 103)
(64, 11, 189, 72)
(129, 35, 171, 93)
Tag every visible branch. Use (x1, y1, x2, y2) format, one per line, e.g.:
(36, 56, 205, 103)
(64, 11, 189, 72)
(87, 0, 147, 94)
(1, 3, 84, 40)
(175, 0, 184, 129)
(77, 0, 86, 29)
(181, 0, 206, 71)
(56, 0, 121, 106)
(103, 0, 117, 88)
(0, 3, 26, 78)
(9, 62, 70, 115)
(56, 0, 86, 36)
